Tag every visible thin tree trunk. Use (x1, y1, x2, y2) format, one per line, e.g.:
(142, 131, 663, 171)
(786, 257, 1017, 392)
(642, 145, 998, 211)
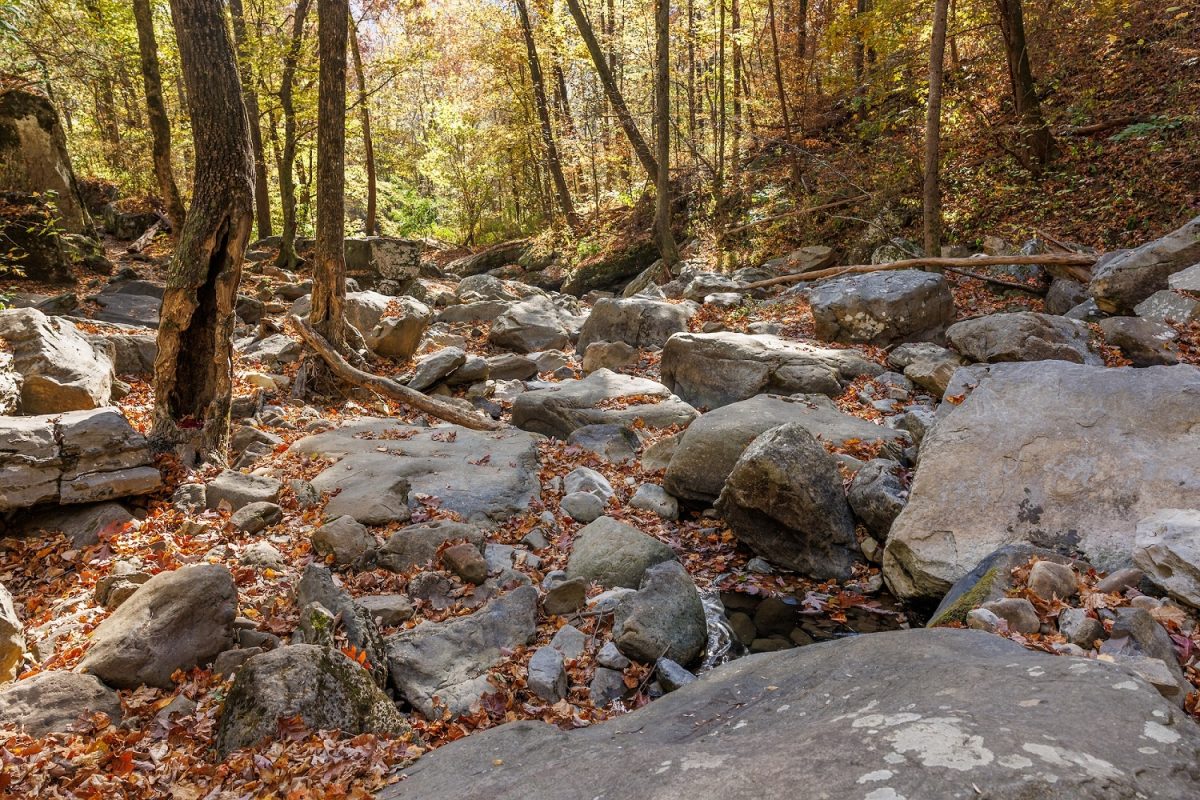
(349, 15, 376, 236)
(153, 0, 254, 464)
(564, 0, 659, 184)
(654, 0, 679, 268)
(731, 0, 742, 190)
(767, 0, 790, 134)
(311, 0, 348, 355)
(132, 0, 185, 234)
(516, 0, 580, 232)
(994, 0, 1055, 173)
(687, 0, 697, 154)
(923, 0, 950, 257)
(275, 0, 313, 269)
(230, 0, 272, 239)
(714, 0, 727, 267)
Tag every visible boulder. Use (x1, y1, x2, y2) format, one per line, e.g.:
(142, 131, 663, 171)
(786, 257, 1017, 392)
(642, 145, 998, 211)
(291, 420, 541, 524)
(78, 565, 237, 689)
(1134, 290, 1200, 325)
(847, 459, 907, 540)
(1044, 278, 1090, 316)
(527, 646, 568, 702)
(1, 582, 23, 682)
(446, 239, 530, 277)
(17, 501, 132, 547)
(0, 307, 113, 412)
(0, 90, 92, 234)
(884, 362, 1200, 602)
(488, 295, 571, 353)
(378, 521, 485, 572)
(1090, 214, 1200, 312)
(760, 245, 835, 275)
(228, 501, 281, 534)
(366, 296, 432, 360)
(808, 270, 954, 346)
(927, 544, 1079, 627)
(613, 561, 706, 665)
(215, 644, 410, 757)
(312, 515, 376, 567)
(380, 629, 1200, 800)
(295, 564, 389, 687)
(664, 394, 908, 503)
(1133, 509, 1200, 608)
(660, 331, 882, 409)
(205, 470, 282, 512)
(566, 516, 676, 589)
(408, 346, 466, 391)
(512, 369, 698, 439)
(576, 297, 695, 353)
(715, 423, 858, 579)
(0, 671, 122, 735)
(88, 331, 156, 376)
(581, 340, 637, 374)
(0, 408, 160, 512)
(946, 312, 1097, 364)
(562, 239, 659, 296)
(1099, 316, 1179, 367)
(385, 586, 537, 717)
(344, 236, 421, 283)
(565, 424, 639, 463)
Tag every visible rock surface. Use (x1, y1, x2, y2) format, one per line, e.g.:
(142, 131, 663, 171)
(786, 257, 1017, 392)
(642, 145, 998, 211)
(512, 369, 697, 438)
(947, 312, 1097, 364)
(381, 629, 1200, 800)
(612, 561, 707, 665)
(575, 296, 695, 352)
(1133, 509, 1200, 608)
(0, 671, 122, 735)
(0, 307, 113, 413)
(808, 269, 954, 346)
(1091, 214, 1200, 312)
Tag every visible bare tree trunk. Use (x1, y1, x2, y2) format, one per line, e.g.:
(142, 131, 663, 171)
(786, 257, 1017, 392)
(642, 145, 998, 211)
(132, 0, 186, 235)
(731, 0, 742, 190)
(349, 14, 376, 236)
(923, 0, 950, 257)
(767, 0, 790, 135)
(654, 0, 679, 268)
(275, 0, 313, 269)
(564, 0, 659, 184)
(714, 0, 727, 268)
(311, 0, 347, 354)
(153, 0, 254, 464)
(516, 0, 580, 232)
(687, 0, 697, 154)
(994, 0, 1055, 174)
(230, 0, 272, 239)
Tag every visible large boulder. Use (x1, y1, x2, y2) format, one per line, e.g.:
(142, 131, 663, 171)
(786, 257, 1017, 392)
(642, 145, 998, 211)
(365, 296, 432, 360)
(612, 561, 706, 665)
(566, 516, 677, 589)
(660, 331, 883, 409)
(344, 236, 421, 283)
(664, 394, 908, 503)
(0, 307, 113, 413)
(291, 419, 540, 525)
(0, 408, 161, 512)
(446, 239, 530, 277)
(295, 564, 389, 688)
(576, 297, 696, 353)
(0, 671, 122, 735)
(385, 586, 537, 717)
(807, 269, 954, 346)
(488, 295, 571, 353)
(0, 192, 72, 282)
(884, 363, 1200, 602)
(381, 629, 1200, 800)
(715, 423, 858, 579)
(512, 369, 698, 439)
(78, 565, 237, 689)
(1091, 214, 1200, 312)
(0, 90, 91, 234)
(215, 644, 409, 757)
(562, 239, 659, 296)
(1133, 509, 1200, 608)
(946, 312, 1097, 364)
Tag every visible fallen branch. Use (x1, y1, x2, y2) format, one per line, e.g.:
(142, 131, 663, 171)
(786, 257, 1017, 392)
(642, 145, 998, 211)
(127, 220, 162, 254)
(943, 266, 1047, 295)
(289, 315, 504, 431)
(1062, 116, 1144, 137)
(741, 253, 1097, 290)
(723, 194, 869, 237)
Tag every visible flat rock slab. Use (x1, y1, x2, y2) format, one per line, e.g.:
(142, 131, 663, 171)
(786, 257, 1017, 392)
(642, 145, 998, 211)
(885, 362, 1200, 602)
(380, 628, 1200, 800)
(808, 269, 954, 346)
(289, 419, 541, 524)
(512, 368, 698, 439)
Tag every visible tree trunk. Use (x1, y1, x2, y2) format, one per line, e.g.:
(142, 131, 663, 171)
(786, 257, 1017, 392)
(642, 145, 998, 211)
(767, 0, 790, 135)
(516, 0, 580, 232)
(311, 0, 347, 354)
(994, 0, 1055, 174)
(564, 0, 659, 184)
(654, 0, 679, 267)
(153, 0, 254, 464)
(275, 0, 313, 269)
(131, 0, 186, 235)
(923, 0, 950, 257)
(731, 0, 742, 189)
(229, 0, 272, 239)
(349, 15, 376, 236)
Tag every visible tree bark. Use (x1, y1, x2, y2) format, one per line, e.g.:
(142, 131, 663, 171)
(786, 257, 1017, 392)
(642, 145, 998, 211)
(653, 0, 679, 267)
(153, 0, 254, 464)
(275, 0, 313, 269)
(767, 0, 790, 135)
(994, 0, 1055, 174)
(516, 0, 580, 232)
(311, 0, 347, 353)
(923, 0, 950, 257)
(349, 15, 376, 236)
(131, 0, 186, 234)
(564, 0, 659, 184)
(229, 0, 272, 240)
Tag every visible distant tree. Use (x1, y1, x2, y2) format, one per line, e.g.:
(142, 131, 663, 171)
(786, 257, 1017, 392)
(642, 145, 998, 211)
(994, 0, 1056, 173)
(229, 0, 273, 240)
(923, 0, 950, 256)
(349, 14, 376, 236)
(275, 0, 313, 269)
(653, 0, 679, 267)
(131, 0, 185, 233)
(151, 0, 254, 464)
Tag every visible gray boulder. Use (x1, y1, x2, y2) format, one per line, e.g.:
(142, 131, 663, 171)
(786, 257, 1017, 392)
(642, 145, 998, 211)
(17, 501, 132, 547)
(527, 646, 568, 702)
(847, 459, 907, 540)
(1133, 509, 1200, 608)
(0, 307, 113, 412)
(1099, 316, 1179, 366)
(715, 423, 858, 579)
(1044, 278, 1090, 316)
(295, 564, 389, 687)
(489, 295, 571, 353)
(660, 331, 882, 409)
(366, 296, 432, 360)
(576, 297, 696, 352)
(312, 515, 376, 567)
(808, 270, 954, 346)
(0, 90, 92, 234)
(885, 362, 1200, 601)
(1134, 290, 1200, 325)
(408, 347, 466, 391)
(79, 565, 237, 689)
(378, 520, 485, 572)
(613, 561, 706, 665)
(566, 516, 676, 589)
(205, 469, 282, 512)
(946, 312, 1097, 364)
(512, 369, 698, 439)
(0, 671, 122, 735)
(380, 628, 1200, 800)
(1, 582, 23, 682)
(385, 586, 537, 717)
(1091, 214, 1200, 312)
(215, 644, 409, 757)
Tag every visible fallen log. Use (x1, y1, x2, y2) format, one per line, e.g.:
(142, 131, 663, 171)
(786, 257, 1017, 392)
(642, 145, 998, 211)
(289, 315, 504, 431)
(943, 266, 1047, 295)
(741, 253, 1097, 290)
(127, 220, 162, 254)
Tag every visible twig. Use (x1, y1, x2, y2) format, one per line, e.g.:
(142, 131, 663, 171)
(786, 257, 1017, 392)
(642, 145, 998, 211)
(289, 315, 503, 431)
(943, 266, 1047, 295)
(741, 253, 1098, 290)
